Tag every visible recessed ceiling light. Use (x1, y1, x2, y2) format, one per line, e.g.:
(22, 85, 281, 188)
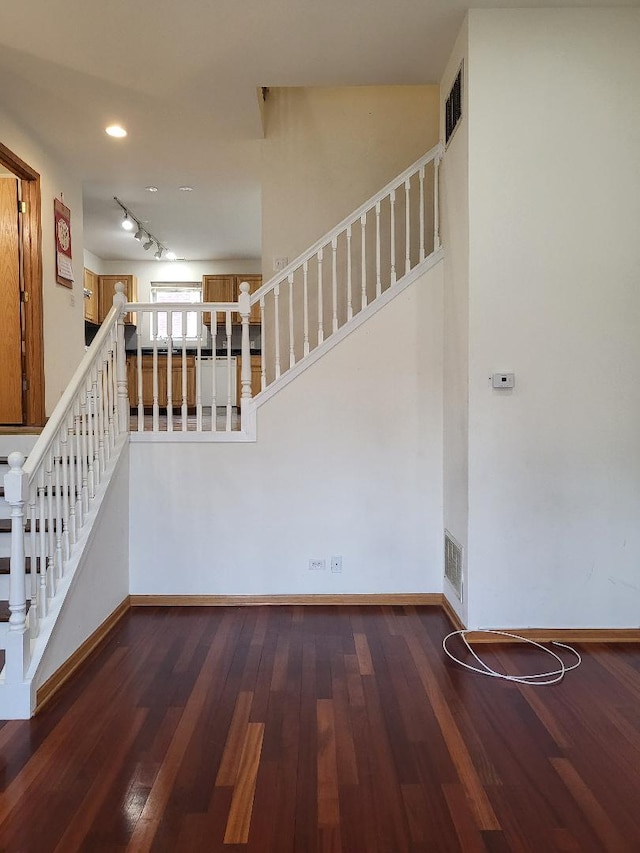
(105, 125, 127, 138)
(145, 186, 158, 192)
(179, 186, 193, 192)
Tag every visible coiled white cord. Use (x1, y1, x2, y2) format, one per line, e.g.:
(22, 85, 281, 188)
(442, 630, 582, 685)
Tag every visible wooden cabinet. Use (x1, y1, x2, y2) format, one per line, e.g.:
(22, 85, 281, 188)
(83, 269, 99, 324)
(202, 275, 235, 327)
(98, 275, 138, 325)
(202, 274, 262, 326)
(127, 355, 195, 408)
(236, 355, 262, 402)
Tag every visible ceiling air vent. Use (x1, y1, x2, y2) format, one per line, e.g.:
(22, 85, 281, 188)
(444, 530, 463, 601)
(445, 63, 463, 145)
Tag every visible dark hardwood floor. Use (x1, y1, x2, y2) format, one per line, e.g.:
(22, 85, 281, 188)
(1, 605, 640, 851)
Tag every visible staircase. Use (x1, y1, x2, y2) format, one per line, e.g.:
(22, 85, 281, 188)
(0, 143, 444, 718)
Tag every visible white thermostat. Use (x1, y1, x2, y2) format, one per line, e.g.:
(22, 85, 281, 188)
(492, 373, 515, 389)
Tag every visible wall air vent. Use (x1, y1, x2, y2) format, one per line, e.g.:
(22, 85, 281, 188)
(444, 530, 463, 600)
(445, 63, 463, 145)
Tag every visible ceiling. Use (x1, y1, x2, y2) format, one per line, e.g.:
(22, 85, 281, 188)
(0, 0, 631, 262)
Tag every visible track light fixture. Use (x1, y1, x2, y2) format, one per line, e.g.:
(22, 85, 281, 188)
(114, 196, 178, 259)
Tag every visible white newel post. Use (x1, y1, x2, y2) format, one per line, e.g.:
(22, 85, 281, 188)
(113, 282, 129, 434)
(238, 282, 252, 404)
(4, 452, 30, 683)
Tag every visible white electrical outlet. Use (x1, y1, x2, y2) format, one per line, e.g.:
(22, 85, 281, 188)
(331, 556, 342, 573)
(273, 256, 288, 272)
(309, 558, 326, 571)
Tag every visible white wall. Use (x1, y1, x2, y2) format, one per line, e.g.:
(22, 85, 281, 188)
(466, 9, 640, 628)
(83, 248, 105, 275)
(1, 106, 86, 413)
(129, 263, 444, 596)
(262, 86, 439, 279)
(34, 443, 130, 688)
(440, 20, 469, 624)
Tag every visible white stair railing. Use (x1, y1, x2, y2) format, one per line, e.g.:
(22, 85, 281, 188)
(1, 284, 129, 685)
(124, 283, 252, 435)
(251, 143, 443, 392)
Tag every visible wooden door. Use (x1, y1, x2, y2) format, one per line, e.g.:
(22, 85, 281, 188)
(0, 177, 23, 423)
(83, 268, 99, 323)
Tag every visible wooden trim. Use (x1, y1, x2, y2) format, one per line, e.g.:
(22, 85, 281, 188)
(130, 593, 445, 607)
(0, 143, 45, 425)
(441, 595, 465, 631)
(34, 597, 131, 713)
(22, 177, 45, 425)
(463, 628, 640, 644)
(0, 142, 39, 180)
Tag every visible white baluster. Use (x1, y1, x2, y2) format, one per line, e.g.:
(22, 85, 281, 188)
(85, 376, 95, 500)
(67, 413, 77, 545)
(346, 226, 353, 321)
(28, 484, 39, 638)
(274, 283, 281, 379)
(109, 331, 117, 447)
(225, 310, 232, 432)
(96, 358, 106, 470)
(167, 310, 173, 432)
(102, 346, 113, 461)
(37, 469, 47, 619)
(114, 282, 129, 434)
(331, 238, 338, 333)
(419, 165, 425, 262)
(45, 449, 56, 596)
(434, 154, 441, 251)
(211, 314, 217, 432)
(59, 422, 70, 561)
(260, 298, 266, 391)
(239, 282, 252, 409)
(405, 178, 411, 275)
(136, 324, 143, 432)
(80, 390, 89, 515)
(288, 273, 295, 368)
(303, 262, 310, 357)
(3, 453, 30, 684)
(196, 313, 203, 432)
(390, 190, 397, 285)
(181, 312, 188, 431)
(152, 313, 159, 432)
(53, 439, 63, 579)
(317, 249, 324, 346)
(375, 201, 382, 298)
(73, 399, 84, 531)
(360, 214, 367, 309)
